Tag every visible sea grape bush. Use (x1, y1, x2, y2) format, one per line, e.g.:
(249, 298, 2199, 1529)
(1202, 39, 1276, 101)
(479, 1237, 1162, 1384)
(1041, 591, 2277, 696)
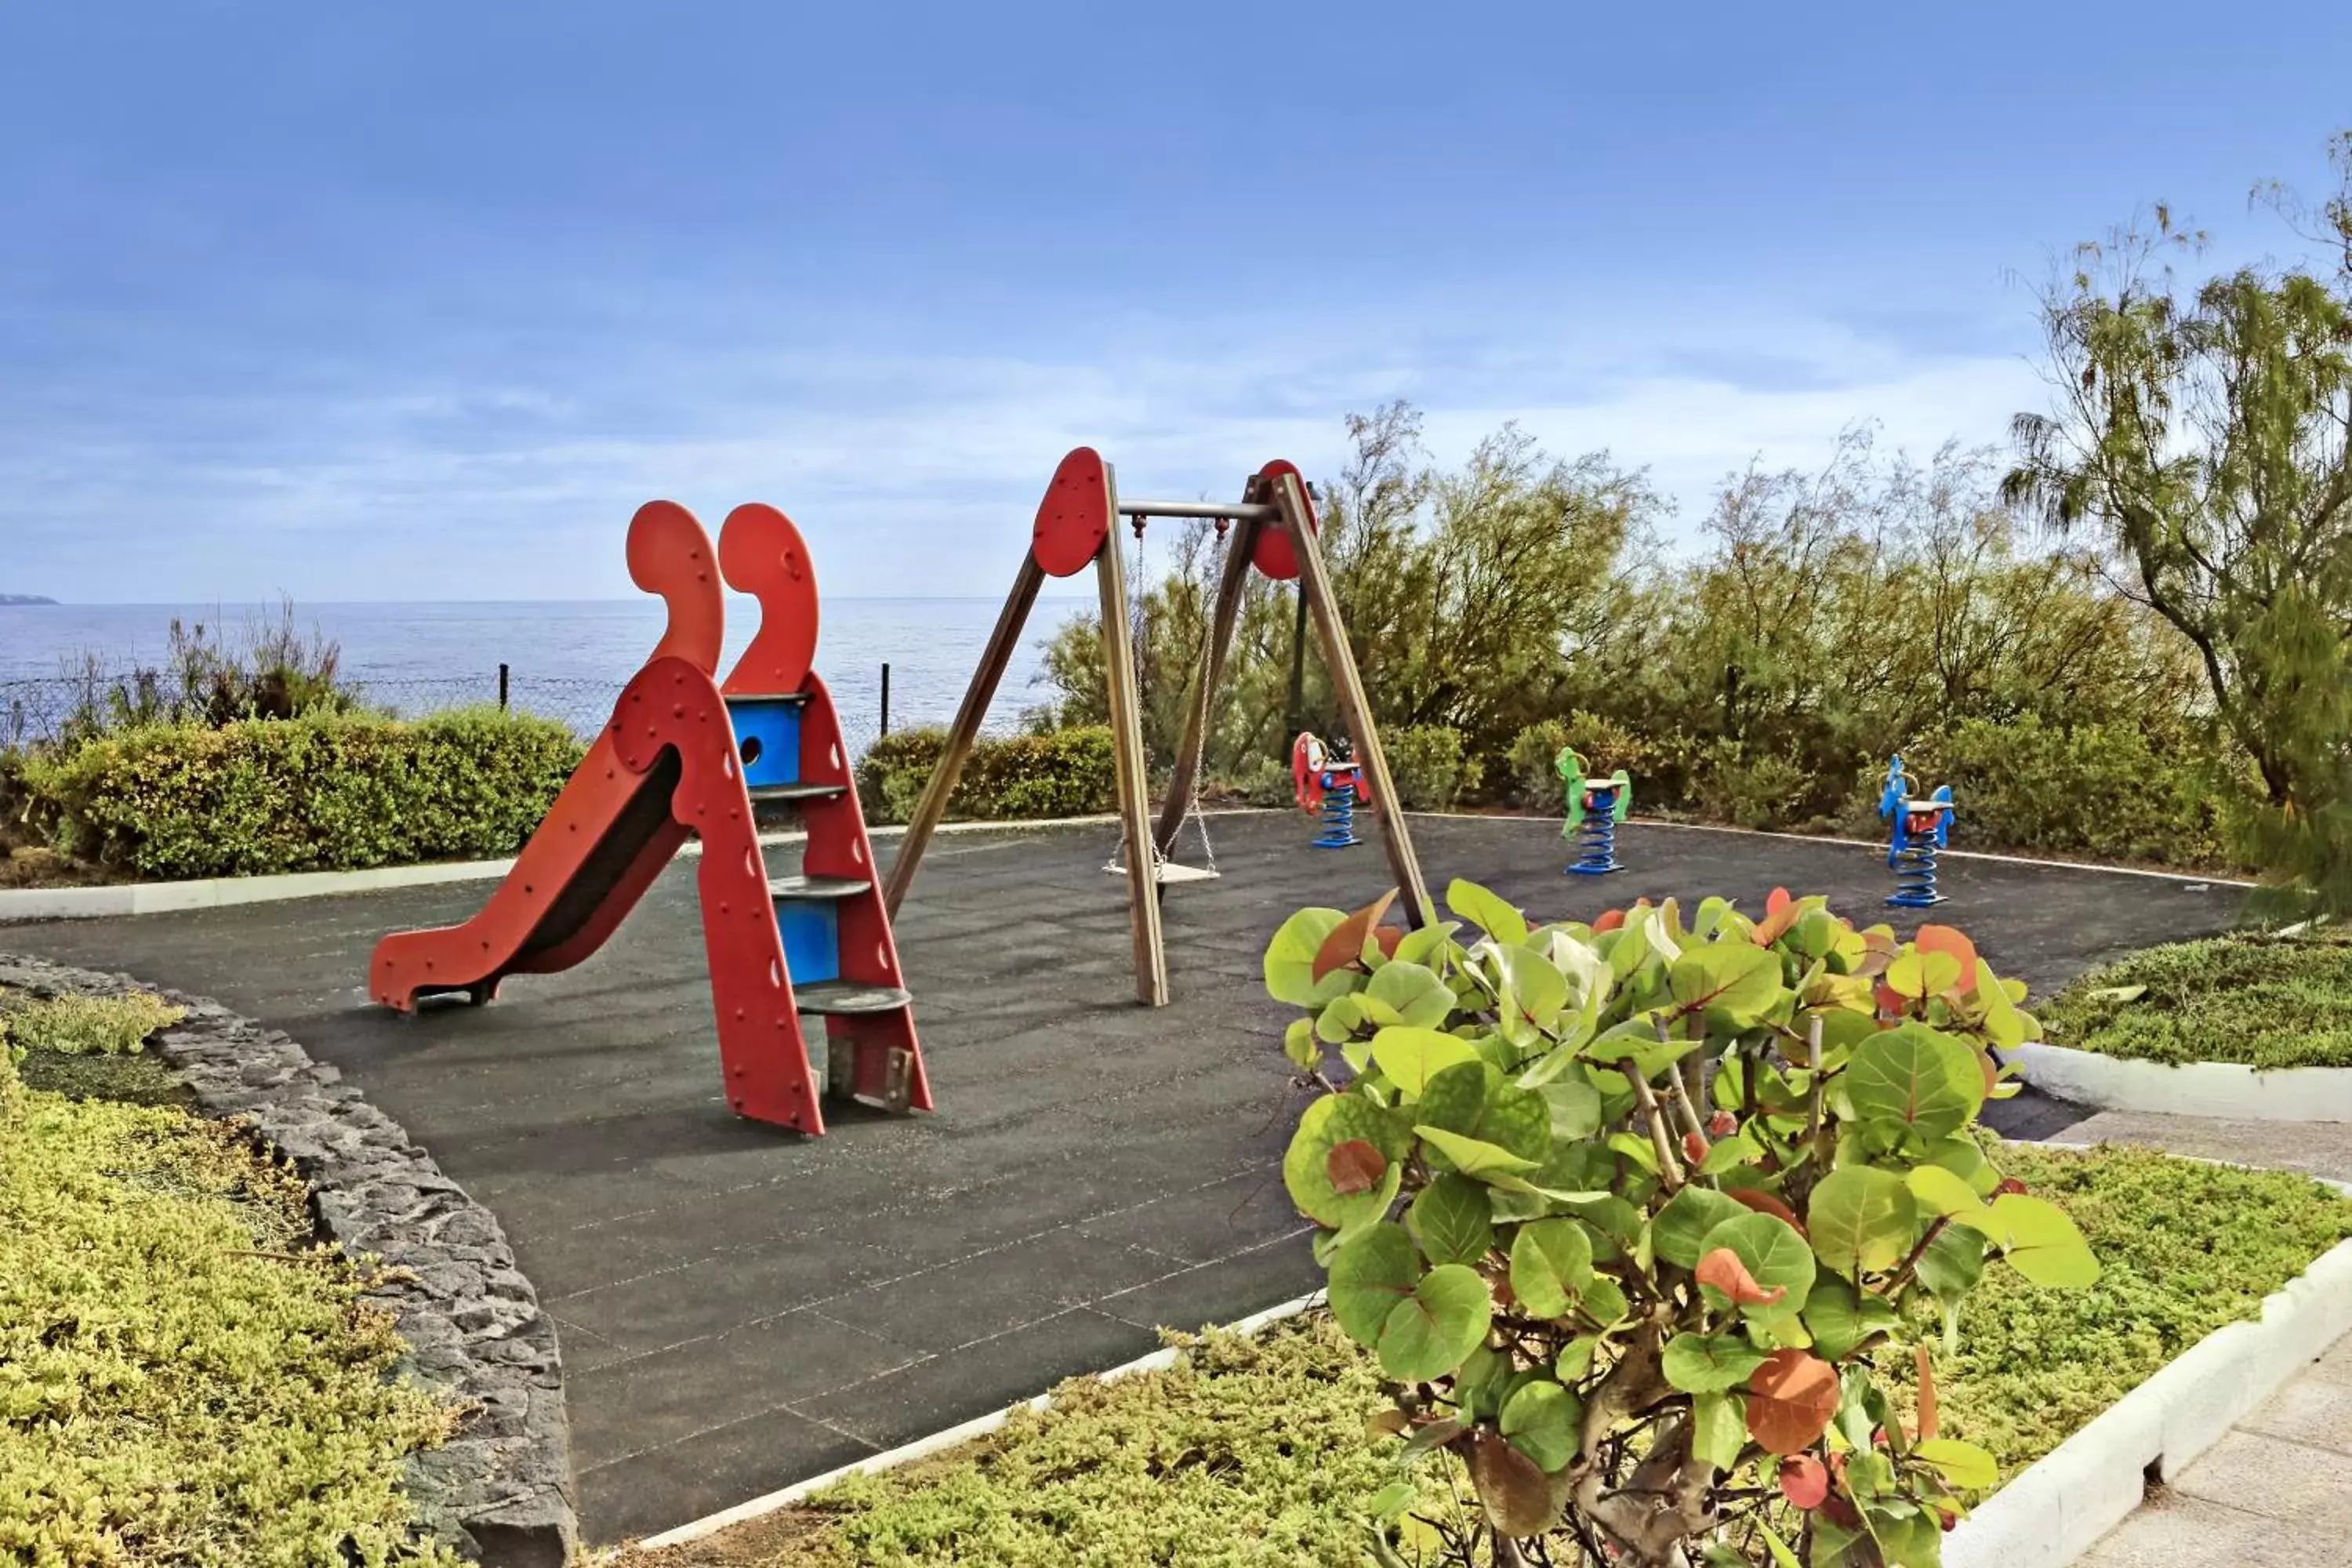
(1266, 880, 2099, 1567)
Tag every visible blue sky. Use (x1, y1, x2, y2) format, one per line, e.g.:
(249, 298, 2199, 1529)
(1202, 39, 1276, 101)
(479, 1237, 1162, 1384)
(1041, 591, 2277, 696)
(3, 2, 2348, 602)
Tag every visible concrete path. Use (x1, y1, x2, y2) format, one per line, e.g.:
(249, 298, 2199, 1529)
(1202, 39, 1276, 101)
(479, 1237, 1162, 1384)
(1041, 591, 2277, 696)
(0, 814, 2242, 1543)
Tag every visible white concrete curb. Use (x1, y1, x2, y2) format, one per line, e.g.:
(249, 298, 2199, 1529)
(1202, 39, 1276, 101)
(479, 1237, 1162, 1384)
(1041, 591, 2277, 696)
(1944, 1178, 2352, 1568)
(1603, 815, 2257, 888)
(2012, 1041, 2352, 1123)
(629, 1289, 1327, 1552)
(0, 811, 1279, 924)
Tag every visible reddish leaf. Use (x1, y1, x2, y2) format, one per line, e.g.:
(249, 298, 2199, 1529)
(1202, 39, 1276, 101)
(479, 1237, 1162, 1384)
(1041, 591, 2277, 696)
(1312, 888, 1398, 981)
(1372, 926, 1403, 959)
(1875, 982, 1907, 1020)
(1467, 1430, 1561, 1538)
(1683, 1131, 1709, 1164)
(1915, 1344, 1939, 1443)
(1747, 1349, 1842, 1455)
(1778, 1454, 1829, 1510)
(1326, 1139, 1388, 1196)
(1726, 1187, 1807, 1237)
(1708, 1110, 1738, 1138)
(1915, 925, 1980, 988)
(1994, 1177, 2028, 1197)
(1696, 1247, 1787, 1308)
(1754, 888, 1804, 946)
(1593, 908, 1627, 933)
(1938, 1508, 1958, 1532)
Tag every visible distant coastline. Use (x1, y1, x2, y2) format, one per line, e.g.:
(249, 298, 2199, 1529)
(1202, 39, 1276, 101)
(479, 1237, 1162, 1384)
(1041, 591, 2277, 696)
(0, 594, 60, 606)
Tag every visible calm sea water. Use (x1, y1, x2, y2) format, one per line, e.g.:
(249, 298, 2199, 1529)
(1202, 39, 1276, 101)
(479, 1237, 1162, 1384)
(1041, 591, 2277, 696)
(0, 598, 1091, 734)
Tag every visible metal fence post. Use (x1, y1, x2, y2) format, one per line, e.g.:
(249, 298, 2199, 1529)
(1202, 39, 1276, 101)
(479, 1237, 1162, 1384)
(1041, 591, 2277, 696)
(880, 662, 891, 738)
(498, 662, 510, 712)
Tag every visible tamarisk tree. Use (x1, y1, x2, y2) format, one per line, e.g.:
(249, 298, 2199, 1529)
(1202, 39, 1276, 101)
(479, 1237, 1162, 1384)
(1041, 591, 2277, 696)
(2005, 133, 2352, 915)
(1268, 880, 2096, 1567)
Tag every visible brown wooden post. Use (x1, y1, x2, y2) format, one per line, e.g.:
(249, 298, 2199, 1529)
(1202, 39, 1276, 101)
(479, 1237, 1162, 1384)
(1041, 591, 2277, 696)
(880, 552, 1045, 916)
(1152, 505, 1264, 855)
(1096, 468, 1172, 1007)
(1271, 468, 1435, 927)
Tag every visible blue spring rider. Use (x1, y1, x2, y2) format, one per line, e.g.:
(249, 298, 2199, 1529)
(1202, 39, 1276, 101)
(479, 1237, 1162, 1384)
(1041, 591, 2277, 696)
(1877, 754, 1955, 907)
(1557, 747, 1632, 875)
(1293, 731, 1371, 849)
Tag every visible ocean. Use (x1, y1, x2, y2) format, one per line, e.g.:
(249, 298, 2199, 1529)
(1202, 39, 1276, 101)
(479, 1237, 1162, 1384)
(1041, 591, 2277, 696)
(0, 597, 1094, 742)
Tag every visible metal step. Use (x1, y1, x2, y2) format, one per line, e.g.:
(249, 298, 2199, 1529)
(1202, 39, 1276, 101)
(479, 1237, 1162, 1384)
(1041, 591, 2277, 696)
(747, 781, 848, 803)
(722, 690, 808, 706)
(769, 874, 872, 901)
(796, 980, 913, 1016)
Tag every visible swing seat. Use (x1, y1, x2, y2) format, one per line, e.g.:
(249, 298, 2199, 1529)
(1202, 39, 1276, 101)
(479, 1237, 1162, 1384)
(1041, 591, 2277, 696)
(1105, 859, 1219, 885)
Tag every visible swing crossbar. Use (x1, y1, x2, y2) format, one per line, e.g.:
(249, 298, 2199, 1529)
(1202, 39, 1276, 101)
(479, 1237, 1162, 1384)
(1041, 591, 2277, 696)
(1116, 499, 1280, 522)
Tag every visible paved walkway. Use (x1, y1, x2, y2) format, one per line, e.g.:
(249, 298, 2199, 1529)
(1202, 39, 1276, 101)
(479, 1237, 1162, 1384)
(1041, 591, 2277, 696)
(0, 814, 2242, 1543)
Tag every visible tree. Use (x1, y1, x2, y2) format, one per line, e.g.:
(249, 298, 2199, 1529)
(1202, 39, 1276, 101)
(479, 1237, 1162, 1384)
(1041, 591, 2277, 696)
(2005, 136, 2352, 914)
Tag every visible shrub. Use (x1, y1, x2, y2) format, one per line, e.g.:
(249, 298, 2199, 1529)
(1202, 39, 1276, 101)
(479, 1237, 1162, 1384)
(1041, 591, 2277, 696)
(1867, 717, 2240, 869)
(1504, 720, 1572, 808)
(1, 1083, 459, 1563)
(2039, 927, 2352, 1069)
(857, 725, 1118, 824)
(0, 989, 184, 1057)
(1267, 881, 2093, 1566)
(17, 706, 585, 880)
(1385, 725, 1475, 811)
(1694, 742, 1817, 832)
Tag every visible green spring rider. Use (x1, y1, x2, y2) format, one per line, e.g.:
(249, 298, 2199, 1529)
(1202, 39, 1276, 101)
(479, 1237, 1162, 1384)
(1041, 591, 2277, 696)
(1558, 747, 1631, 875)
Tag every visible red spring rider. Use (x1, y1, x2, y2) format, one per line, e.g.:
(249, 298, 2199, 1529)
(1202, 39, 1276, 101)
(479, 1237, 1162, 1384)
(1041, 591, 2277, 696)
(1293, 731, 1374, 849)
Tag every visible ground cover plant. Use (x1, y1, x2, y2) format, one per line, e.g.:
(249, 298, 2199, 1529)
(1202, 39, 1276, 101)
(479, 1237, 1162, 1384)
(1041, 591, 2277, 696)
(0, 988, 460, 1565)
(603, 1140, 2352, 1568)
(2039, 926, 2352, 1069)
(1270, 881, 2096, 1566)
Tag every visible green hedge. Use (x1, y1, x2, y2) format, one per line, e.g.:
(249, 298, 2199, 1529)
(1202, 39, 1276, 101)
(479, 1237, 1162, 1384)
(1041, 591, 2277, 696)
(858, 725, 1117, 823)
(1381, 724, 1475, 810)
(16, 706, 586, 880)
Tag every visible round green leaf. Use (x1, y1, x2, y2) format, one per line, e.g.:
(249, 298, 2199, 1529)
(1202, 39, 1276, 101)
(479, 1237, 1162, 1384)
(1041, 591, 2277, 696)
(1377, 1262, 1494, 1381)
(1669, 942, 1784, 1028)
(1697, 1213, 1816, 1319)
(1265, 907, 1356, 1007)
(1417, 1062, 1552, 1162)
(1662, 1332, 1772, 1394)
(1690, 1390, 1747, 1472)
(1654, 1185, 1750, 1271)
(1409, 1175, 1495, 1267)
(1799, 1277, 1900, 1361)
(1991, 1194, 2100, 1287)
(1326, 1222, 1418, 1347)
(1370, 1027, 1480, 1100)
(1499, 1378, 1583, 1473)
(1494, 942, 1570, 1038)
(1446, 878, 1530, 946)
(1537, 1076, 1603, 1142)
(1508, 1218, 1594, 1319)
(1418, 1126, 1541, 1180)
(1846, 1024, 1985, 1147)
(1916, 1222, 1988, 1302)
(1806, 1167, 1917, 1280)
(1906, 1163, 1991, 1221)
(1366, 959, 1456, 1030)
(1283, 1094, 1407, 1229)
(1914, 1437, 2000, 1492)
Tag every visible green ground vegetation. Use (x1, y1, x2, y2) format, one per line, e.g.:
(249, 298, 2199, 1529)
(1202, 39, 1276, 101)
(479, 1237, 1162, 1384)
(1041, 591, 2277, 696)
(613, 1142, 2352, 1567)
(2041, 928, 2352, 1069)
(1, 990, 461, 1566)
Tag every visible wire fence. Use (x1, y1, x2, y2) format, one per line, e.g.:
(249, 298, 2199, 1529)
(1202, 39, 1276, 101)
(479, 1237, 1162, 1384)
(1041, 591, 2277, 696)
(0, 666, 1030, 760)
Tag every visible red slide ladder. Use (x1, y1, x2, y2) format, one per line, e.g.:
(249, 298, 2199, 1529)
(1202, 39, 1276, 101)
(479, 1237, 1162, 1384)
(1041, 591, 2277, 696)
(368, 502, 930, 1135)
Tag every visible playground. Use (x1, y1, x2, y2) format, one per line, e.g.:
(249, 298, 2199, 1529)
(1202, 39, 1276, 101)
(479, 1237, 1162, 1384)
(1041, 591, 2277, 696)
(1, 808, 2243, 1542)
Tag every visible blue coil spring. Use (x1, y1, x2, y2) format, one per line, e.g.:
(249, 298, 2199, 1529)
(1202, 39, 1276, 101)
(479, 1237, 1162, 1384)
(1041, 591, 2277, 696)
(1313, 782, 1361, 848)
(1889, 842, 1945, 906)
(1566, 812, 1621, 875)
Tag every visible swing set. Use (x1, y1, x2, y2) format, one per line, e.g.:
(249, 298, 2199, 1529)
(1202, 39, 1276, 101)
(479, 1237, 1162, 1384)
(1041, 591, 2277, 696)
(880, 447, 1433, 1006)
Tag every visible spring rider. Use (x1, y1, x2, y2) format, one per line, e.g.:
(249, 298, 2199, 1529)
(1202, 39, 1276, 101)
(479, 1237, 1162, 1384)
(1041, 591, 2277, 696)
(1293, 731, 1372, 849)
(1878, 753, 1955, 907)
(1557, 747, 1632, 875)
